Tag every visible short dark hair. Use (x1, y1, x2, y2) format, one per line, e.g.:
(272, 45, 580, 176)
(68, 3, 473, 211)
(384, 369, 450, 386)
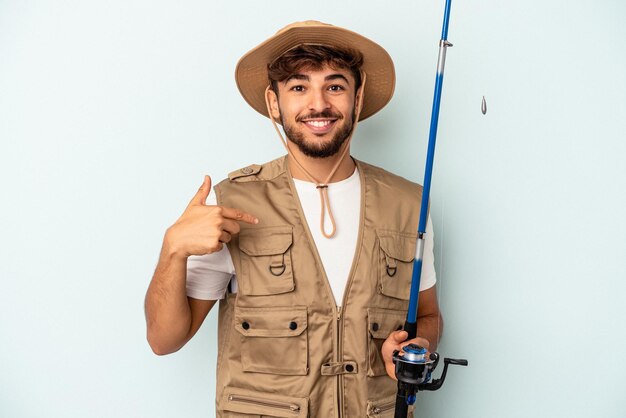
(268, 44, 364, 95)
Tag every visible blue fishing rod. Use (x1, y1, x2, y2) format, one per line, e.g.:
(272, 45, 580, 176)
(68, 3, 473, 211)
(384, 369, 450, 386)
(392, 1, 467, 416)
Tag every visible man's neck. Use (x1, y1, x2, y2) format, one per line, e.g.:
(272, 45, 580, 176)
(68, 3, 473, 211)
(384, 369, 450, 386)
(288, 148, 356, 184)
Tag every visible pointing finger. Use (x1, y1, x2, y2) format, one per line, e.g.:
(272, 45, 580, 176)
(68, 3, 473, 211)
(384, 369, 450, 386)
(220, 206, 259, 225)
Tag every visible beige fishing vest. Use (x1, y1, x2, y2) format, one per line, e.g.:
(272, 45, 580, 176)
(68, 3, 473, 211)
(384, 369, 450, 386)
(214, 155, 422, 418)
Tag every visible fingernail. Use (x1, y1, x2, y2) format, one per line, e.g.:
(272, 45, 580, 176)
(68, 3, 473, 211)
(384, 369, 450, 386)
(254, 218, 259, 224)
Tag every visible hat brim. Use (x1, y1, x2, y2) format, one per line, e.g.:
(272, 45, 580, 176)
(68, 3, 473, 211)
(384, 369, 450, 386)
(235, 24, 395, 122)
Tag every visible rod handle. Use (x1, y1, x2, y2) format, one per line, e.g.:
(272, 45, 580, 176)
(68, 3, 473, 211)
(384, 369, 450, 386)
(403, 320, 417, 340)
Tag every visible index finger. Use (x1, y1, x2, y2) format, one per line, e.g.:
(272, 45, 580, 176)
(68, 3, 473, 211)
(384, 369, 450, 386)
(220, 206, 259, 225)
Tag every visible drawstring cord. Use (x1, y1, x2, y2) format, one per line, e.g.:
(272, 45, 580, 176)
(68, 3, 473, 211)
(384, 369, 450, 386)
(264, 72, 366, 238)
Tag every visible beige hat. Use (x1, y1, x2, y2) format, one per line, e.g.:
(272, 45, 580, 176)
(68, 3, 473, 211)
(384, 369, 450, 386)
(235, 20, 395, 121)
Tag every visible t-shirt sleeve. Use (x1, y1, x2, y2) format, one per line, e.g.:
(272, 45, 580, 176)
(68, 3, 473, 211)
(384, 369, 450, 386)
(418, 215, 437, 291)
(185, 189, 236, 300)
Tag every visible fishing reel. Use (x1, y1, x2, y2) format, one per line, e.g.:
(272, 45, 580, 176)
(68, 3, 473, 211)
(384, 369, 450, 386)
(392, 344, 468, 414)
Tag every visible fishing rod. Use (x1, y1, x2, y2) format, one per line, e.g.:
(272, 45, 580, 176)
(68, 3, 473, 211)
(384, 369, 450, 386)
(392, 1, 468, 416)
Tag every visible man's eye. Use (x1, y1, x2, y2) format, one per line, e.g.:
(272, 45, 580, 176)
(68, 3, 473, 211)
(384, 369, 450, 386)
(329, 85, 345, 92)
(290, 85, 305, 92)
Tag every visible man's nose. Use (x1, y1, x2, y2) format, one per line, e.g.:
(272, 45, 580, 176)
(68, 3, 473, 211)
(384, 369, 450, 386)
(308, 89, 331, 112)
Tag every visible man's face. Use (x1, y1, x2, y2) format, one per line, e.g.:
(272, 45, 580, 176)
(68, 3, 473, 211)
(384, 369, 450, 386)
(269, 65, 358, 159)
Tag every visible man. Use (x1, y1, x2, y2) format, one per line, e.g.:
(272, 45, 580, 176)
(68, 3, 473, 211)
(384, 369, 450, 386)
(145, 21, 443, 417)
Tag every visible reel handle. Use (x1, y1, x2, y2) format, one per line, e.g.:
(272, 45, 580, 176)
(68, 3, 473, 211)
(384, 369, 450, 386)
(419, 356, 468, 392)
(445, 358, 468, 366)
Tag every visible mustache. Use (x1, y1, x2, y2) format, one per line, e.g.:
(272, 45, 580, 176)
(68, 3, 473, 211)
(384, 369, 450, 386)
(296, 110, 342, 122)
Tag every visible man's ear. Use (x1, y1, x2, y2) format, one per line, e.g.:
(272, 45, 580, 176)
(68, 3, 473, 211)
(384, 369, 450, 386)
(354, 70, 367, 117)
(354, 85, 365, 118)
(266, 88, 282, 122)
(355, 86, 363, 106)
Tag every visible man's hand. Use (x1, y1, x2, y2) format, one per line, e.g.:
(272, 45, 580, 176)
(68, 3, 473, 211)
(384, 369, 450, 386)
(381, 330, 430, 380)
(145, 175, 259, 355)
(164, 175, 259, 258)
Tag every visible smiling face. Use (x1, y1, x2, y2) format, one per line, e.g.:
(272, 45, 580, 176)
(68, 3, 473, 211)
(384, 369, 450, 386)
(269, 65, 358, 159)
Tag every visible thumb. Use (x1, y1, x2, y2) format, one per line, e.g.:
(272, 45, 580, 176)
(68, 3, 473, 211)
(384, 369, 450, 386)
(188, 175, 212, 207)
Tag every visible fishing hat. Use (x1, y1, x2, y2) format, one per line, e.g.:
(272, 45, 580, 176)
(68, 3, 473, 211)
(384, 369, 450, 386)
(235, 20, 395, 121)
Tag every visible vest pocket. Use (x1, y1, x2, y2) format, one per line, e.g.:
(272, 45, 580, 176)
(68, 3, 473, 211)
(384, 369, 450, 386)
(367, 308, 406, 377)
(238, 226, 295, 296)
(222, 386, 309, 417)
(234, 306, 308, 375)
(376, 230, 417, 300)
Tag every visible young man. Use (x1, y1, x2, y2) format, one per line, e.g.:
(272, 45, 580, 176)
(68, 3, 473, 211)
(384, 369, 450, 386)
(145, 21, 442, 417)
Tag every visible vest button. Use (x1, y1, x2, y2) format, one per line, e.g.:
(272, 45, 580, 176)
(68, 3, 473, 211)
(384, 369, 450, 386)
(289, 321, 297, 330)
(345, 364, 354, 372)
(372, 323, 379, 332)
(241, 167, 253, 174)
(242, 321, 250, 330)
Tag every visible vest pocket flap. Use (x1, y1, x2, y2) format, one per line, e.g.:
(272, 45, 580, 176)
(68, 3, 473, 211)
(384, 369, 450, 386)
(376, 230, 417, 262)
(239, 226, 293, 256)
(367, 308, 407, 339)
(235, 306, 307, 338)
(223, 386, 309, 417)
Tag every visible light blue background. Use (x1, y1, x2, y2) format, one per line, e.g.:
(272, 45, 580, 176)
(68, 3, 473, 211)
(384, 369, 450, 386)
(1, 1, 625, 417)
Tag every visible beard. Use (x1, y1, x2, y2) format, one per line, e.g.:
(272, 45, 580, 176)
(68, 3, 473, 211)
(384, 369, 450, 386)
(281, 110, 354, 159)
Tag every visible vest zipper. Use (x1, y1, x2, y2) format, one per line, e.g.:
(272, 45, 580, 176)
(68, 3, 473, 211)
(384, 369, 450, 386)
(335, 162, 366, 418)
(227, 394, 301, 413)
(284, 160, 366, 418)
(337, 305, 344, 418)
(372, 399, 395, 415)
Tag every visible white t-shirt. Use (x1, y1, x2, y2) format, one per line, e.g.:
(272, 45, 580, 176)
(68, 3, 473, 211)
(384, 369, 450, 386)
(185, 168, 437, 306)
